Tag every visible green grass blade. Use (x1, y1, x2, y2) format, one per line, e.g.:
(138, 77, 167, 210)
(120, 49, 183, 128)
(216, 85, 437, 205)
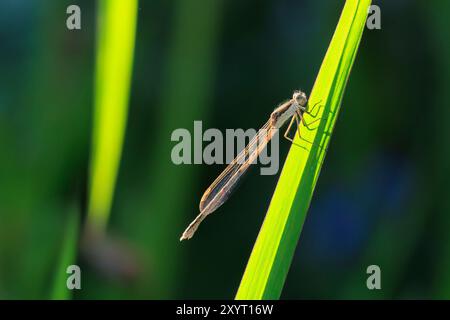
(50, 205, 80, 300)
(236, 0, 371, 300)
(87, 0, 138, 232)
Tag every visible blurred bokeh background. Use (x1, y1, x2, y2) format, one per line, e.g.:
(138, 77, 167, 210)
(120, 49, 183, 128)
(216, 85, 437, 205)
(1, 0, 449, 299)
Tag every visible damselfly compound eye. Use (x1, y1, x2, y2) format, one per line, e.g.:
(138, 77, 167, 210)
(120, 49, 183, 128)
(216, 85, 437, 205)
(293, 91, 307, 106)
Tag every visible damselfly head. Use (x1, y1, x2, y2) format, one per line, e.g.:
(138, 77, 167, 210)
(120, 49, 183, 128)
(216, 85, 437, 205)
(293, 90, 307, 107)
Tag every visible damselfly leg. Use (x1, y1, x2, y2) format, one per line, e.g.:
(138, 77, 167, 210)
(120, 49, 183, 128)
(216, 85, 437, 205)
(283, 111, 317, 144)
(306, 100, 323, 118)
(283, 102, 329, 150)
(283, 115, 296, 143)
(300, 111, 322, 131)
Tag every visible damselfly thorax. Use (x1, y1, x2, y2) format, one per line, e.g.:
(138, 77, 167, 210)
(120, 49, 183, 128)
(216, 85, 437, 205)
(270, 91, 307, 129)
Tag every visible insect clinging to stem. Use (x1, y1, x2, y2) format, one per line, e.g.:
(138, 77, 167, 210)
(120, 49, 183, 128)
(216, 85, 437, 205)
(180, 90, 323, 241)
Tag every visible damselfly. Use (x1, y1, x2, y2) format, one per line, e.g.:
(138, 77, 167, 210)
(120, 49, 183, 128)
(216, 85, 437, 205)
(180, 90, 322, 241)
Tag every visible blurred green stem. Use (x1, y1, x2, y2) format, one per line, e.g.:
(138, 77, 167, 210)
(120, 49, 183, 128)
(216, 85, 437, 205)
(87, 0, 138, 232)
(50, 205, 80, 300)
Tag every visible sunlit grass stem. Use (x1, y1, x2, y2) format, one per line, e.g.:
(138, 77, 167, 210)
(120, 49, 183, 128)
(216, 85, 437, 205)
(236, 0, 371, 299)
